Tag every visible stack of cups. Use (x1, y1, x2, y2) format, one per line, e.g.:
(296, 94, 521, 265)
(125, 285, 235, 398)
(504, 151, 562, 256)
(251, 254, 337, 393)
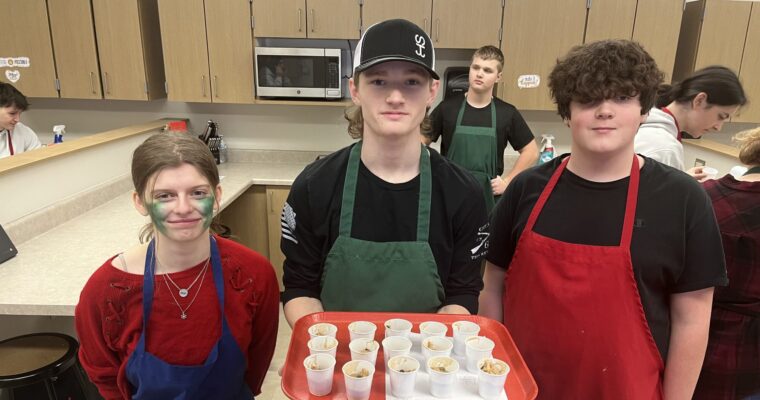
(342, 359, 375, 400)
(387, 355, 419, 398)
(303, 353, 336, 396)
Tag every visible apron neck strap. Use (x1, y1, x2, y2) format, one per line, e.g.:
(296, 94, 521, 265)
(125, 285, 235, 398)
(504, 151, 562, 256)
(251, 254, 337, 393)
(456, 99, 496, 128)
(744, 166, 760, 175)
(525, 155, 640, 248)
(340, 141, 432, 241)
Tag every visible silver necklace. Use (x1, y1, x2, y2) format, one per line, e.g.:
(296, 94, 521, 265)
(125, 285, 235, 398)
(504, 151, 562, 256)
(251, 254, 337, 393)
(160, 257, 210, 298)
(161, 263, 209, 320)
(154, 252, 210, 320)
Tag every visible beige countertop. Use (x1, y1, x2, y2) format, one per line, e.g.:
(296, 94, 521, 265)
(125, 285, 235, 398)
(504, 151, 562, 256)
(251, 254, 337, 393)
(0, 161, 309, 317)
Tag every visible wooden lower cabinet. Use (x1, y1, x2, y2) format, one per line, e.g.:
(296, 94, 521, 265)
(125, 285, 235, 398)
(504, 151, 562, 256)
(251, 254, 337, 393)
(218, 185, 291, 291)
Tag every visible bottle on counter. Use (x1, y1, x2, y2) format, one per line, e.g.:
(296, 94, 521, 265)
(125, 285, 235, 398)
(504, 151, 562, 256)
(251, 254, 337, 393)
(53, 125, 65, 144)
(218, 135, 228, 164)
(537, 134, 555, 165)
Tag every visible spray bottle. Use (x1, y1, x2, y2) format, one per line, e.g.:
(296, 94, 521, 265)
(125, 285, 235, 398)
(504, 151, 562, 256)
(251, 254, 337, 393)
(537, 134, 555, 165)
(53, 125, 66, 144)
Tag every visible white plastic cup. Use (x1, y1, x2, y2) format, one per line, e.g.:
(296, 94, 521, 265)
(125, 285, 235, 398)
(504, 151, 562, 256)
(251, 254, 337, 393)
(452, 320, 481, 356)
(387, 355, 420, 399)
(702, 166, 719, 180)
(307, 335, 338, 358)
(465, 336, 495, 373)
(308, 322, 338, 340)
(427, 356, 460, 398)
(419, 321, 448, 339)
(477, 358, 510, 399)
(348, 321, 377, 341)
(421, 336, 453, 371)
(382, 335, 413, 365)
(384, 318, 413, 338)
(342, 359, 375, 400)
(349, 338, 379, 365)
(303, 353, 336, 396)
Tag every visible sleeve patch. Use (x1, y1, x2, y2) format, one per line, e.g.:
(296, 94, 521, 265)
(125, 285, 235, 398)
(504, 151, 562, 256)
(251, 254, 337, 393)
(281, 202, 298, 244)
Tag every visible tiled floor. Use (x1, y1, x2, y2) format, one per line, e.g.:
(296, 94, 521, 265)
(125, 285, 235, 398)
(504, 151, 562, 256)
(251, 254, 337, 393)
(258, 305, 293, 400)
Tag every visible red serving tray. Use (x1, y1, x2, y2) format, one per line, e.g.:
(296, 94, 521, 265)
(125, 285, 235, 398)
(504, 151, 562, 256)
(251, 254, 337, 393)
(281, 312, 538, 399)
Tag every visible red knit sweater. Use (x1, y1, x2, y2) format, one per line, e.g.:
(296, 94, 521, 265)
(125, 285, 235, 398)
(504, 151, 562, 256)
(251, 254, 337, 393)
(75, 237, 279, 400)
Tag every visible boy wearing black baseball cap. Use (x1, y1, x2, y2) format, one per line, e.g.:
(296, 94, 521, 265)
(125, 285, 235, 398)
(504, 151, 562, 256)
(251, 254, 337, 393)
(281, 19, 488, 326)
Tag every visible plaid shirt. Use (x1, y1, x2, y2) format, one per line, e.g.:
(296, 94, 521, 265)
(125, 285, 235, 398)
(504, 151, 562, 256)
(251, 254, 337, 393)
(694, 175, 760, 400)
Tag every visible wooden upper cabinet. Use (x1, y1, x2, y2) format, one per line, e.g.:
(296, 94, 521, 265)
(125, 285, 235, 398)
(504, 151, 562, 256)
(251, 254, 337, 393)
(735, 3, 760, 123)
(92, 0, 165, 100)
(585, 0, 637, 43)
(632, 0, 684, 82)
(361, 0, 432, 35)
(673, 0, 751, 81)
(158, 0, 212, 102)
(307, 0, 360, 39)
(0, 0, 58, 97)
(47, 0, 102, 99)
(159, 0, 255, 103)
(253, 0, 306, 38)
(431, 0, 503, 49)
(205, 0, 256, 103)
(499, 0, 586, 110)
(253, 0, 359, 39)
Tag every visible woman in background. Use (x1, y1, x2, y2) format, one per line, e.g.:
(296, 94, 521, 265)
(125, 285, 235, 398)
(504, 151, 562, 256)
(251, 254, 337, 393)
(634, 65, 746, 178)
(694, 127, 760, 399)
(76, 131, 279, 399)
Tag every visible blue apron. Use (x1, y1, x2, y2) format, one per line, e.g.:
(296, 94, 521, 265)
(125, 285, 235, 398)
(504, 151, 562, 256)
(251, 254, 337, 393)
(125, 237, 253, 400)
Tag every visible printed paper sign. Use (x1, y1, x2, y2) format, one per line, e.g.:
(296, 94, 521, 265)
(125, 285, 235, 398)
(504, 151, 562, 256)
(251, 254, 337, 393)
(517, 74, 540, 89)
(5, 70, 20, 83)
(0, 57, 31, 68)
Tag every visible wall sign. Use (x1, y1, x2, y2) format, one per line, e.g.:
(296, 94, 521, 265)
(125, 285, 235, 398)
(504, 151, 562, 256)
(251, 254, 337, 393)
(0, 57, 31, 68)
(517, 74, 540, 89)
(5, 70, 20, 83)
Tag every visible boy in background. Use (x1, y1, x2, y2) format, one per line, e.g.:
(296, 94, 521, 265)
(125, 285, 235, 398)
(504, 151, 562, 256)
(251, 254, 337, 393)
(425, 45, 537, 211)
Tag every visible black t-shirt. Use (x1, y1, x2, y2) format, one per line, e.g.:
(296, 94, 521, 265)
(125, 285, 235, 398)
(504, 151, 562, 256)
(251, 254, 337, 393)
(281, 144, 489, 314)
(429, 94, 535, 175)
(487, 155, 728, 360)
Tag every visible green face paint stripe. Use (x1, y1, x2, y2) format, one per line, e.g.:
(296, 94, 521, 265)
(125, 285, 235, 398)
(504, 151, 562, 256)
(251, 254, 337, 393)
(148, 201, 170, 235)
(198, 195, 215, 230)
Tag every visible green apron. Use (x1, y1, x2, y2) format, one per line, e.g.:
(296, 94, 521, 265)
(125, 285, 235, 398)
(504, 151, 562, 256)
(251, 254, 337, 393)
(320, 141, 445, 312)
(446, 99, 498, 211)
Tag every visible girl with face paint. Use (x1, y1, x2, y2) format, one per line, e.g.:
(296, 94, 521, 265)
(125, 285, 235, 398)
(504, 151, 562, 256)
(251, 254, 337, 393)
(75, 132, 279, 400)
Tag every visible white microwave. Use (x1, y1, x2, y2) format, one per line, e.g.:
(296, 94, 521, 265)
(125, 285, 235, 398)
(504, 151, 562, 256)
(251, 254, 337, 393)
(255, 47, 342, 99)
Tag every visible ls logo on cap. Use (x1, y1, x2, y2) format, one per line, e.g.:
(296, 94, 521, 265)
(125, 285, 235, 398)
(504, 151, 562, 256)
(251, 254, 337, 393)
(414, 34, 426, 58)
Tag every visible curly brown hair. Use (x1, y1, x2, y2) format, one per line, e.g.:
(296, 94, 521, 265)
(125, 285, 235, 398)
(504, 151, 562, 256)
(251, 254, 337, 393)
(548, 39, 664, 120)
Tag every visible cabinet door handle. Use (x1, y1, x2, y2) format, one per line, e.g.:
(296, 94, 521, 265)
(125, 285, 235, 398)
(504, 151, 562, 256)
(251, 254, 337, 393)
(269, 192, 274, 213)
(104, 72, 110, 95)
(298, 9, 303, 32)
(90, 72, 96, 94)
(202, 75, 207, 97)
(311, 9, 315, 32)
(435, 19, 440, 42)
(423, 18, 428, 33)
(214, 75, 219, 98)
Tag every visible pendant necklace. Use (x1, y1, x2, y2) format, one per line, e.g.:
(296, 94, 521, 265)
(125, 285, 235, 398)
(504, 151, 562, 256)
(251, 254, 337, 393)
(155, 251, 210, 320)
(161, 256, 210, 298)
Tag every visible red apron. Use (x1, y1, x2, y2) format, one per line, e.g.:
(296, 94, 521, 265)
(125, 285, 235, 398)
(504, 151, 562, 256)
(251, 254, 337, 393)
(503, 156, 664, 399)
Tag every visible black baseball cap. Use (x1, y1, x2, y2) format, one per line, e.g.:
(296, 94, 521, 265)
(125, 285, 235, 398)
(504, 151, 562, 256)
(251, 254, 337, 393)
(353, 19, 439, 79)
